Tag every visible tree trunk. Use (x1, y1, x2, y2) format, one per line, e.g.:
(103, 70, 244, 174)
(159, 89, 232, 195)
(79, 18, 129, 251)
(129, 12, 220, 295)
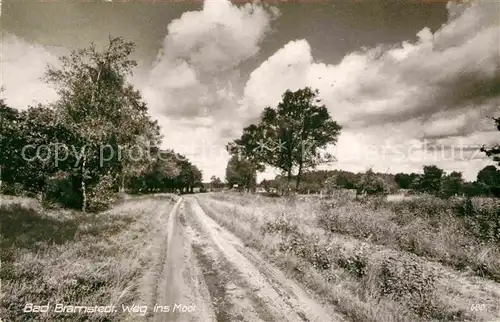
(81, 64, 101, 213)
(119, 173, 125, 193)
(82, 153, 87, 213)
(296, 162, 303, 190)
(38, 189, 44, 207)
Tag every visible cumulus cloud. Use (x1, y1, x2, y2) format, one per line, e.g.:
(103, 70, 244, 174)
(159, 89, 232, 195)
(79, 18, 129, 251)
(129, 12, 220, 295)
(139, 0, 279, 179)
(240, 1, 499, 180)
(243, 1, 499, 130)
(2, 0, 498, 181)
(142, 0, 278, 121)
(0, 33, 61, 109)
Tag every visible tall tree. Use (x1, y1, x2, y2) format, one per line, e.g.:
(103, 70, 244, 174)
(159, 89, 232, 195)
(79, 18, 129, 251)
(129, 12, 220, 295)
(228, 87, 342, 190)
(440, 171, 464, 198)
(477, 165, 500, 187)
(173, 156, 202, 193)
(225, 155, 259, 191)
(43, 36, 160, 211)
(419, 165, 444, 194)
(476, 165, 500, 197)
(18, 105, 80, 199)
(146, 149, 181, 192)
(0, 98, 23, 191)
(209, 176, 223, 190)
(395, 173, 420, 190)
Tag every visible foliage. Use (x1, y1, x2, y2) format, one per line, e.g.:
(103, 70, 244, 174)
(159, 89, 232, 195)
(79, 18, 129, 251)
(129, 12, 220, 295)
(0, 36, 203, 211)
(395, 173, 420, 190)
(225, 155, 259, 190)
(477, 165, 500, 186)
(481, 117, 500, 166)
(462, 181, 488, 197)
(127, 151, 202, 194)
(440, 171, 463, 198)
(418, 165, 444, 194)
(41, 36, 161, 211)
(476, 165, 500, 197)
(357, 169, 391, 196)
(374, 255, 436, 315)
(209, 176, 224, 190)
(84, 172, 116, 212)
(0, 99, 23, 188)
(228, 87, 341, 189)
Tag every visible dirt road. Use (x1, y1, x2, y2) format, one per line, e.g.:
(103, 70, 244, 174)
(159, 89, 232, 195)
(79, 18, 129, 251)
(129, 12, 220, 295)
(142, 196, 343, 322)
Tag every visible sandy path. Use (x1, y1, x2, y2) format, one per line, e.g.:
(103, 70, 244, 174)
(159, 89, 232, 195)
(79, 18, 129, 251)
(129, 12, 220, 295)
(143, 196, 343, 322)
(151, 198, 216, 322)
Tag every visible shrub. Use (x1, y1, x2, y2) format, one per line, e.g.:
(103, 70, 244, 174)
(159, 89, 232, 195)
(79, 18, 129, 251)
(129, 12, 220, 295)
(262, 216, 299, 235)
(309, 240, 333, 270)
(43, 172, 82, 209)
(368, 255, 436, 315)
(389, 194, 456, 219)
(0, 182, 27, 196)
(87, 173, 117, 213)
(357, 170, 391, 196)
(263, 217, 334, 270)
(338, 245, 368, 278)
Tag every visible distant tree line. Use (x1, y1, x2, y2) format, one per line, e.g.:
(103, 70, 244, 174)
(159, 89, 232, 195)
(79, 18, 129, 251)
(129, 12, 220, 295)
(0, 37, 202, 212)
(222, 86, 499, 198)
(255, 164, 500, 198)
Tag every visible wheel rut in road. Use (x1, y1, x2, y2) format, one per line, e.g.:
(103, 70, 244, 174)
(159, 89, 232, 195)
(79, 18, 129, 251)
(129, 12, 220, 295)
(145, 196, 344, 322)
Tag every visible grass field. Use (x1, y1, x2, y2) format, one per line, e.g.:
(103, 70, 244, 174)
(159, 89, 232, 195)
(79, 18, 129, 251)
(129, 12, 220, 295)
(1, 194, 178, 322)
(2, 192, 499, 321)
(196, 192, 500, 322)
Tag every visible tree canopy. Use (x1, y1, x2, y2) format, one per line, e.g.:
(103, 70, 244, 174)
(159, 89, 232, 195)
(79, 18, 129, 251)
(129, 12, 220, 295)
(0, 36, 203, 211)
(228, 87, 341, 190)
(225, 155, 259, 191)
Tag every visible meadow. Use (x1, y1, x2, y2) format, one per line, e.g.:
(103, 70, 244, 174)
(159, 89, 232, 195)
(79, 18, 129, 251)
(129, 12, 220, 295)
(1, 194, 178, 322)
(2, 191, 499, 322)
(196, 192, 500, 322)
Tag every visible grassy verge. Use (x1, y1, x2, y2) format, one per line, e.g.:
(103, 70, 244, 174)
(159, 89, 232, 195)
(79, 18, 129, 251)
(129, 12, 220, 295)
(1, 194, 177, 322)
(196, 193, 500, 322)
(318, 195, 500, 282)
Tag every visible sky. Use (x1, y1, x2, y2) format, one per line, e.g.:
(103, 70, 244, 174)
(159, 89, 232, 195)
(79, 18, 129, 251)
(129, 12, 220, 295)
(1, 0, 499, 182)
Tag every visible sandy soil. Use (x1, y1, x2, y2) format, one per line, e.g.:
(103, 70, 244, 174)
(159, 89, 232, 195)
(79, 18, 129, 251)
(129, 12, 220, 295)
(141, 196, 344, 322)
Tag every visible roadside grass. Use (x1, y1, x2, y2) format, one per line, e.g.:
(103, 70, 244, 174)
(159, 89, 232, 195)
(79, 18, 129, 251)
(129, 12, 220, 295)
(195, 199, 413, 322)
(197, 193, 500, 322)
(318, 195, 500, 282)
(1, 194, 177, 322)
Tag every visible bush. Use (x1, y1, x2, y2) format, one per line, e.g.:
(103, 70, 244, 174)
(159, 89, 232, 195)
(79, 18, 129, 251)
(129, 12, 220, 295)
(262, 216, 299, 235)
(368, 255, 436, 315)
(357, 170, 391, 196)
(43, 172, 82, 209)
(338, 245, 368, 278)
(87, 173, 117, 213)
(462, 199, 500, 243)
(389, 194, 456, 219)
(0, 182, 27, 196)
(263, 217, 334, 270)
